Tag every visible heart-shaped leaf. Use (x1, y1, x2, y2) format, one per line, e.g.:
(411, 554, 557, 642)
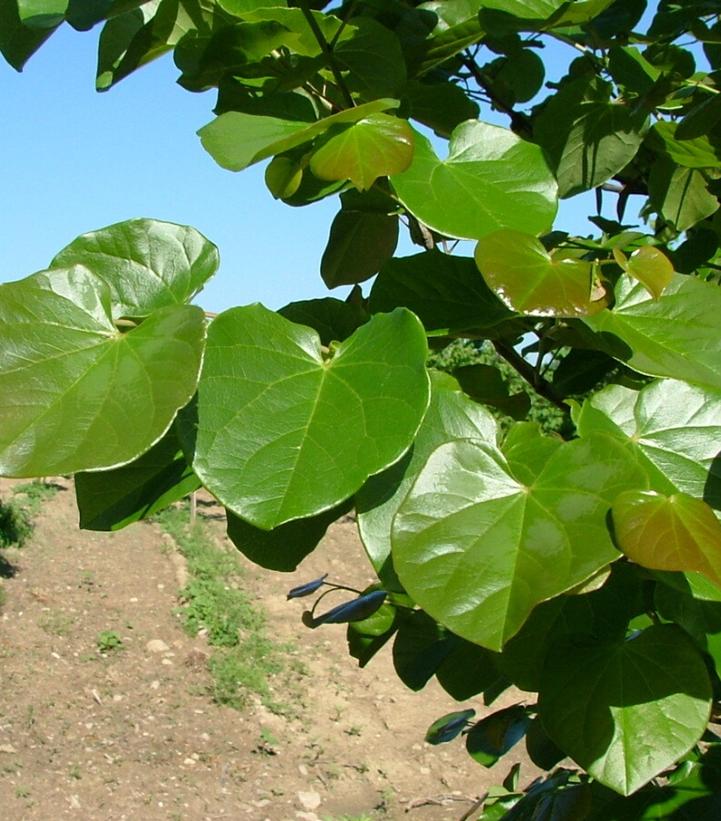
(584, 274, 721, 391)
(320, 210, 399, 288)
(574, 379, 721, 509)
(390, 121, 557, 241)
(475, 229, 604, 317)
(612, 246, 674, 300)
(465, 705, 530, 767)
(192, 305, 429, 529)
(369, 249, 514, 335)
(612, 491, 721, 589)
(0, 266, 205, 477)
(75, 423, 201, 531)
(357, 370, 497, 590)
(310, 114, 414, 191)
(51, 218, 219, 318)
(540, 625, 712, 795)
(392, 432, 649, 650)
(199, 98, 400, 172)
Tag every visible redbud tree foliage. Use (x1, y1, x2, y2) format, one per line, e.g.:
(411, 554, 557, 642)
(3, 0, 721, 814)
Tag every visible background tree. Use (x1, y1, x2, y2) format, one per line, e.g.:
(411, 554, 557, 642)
(3, 0, 721, 815)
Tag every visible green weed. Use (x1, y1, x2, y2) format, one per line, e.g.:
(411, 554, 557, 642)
(153, 504, 288, 711)
(96, 630, 123, 653)
(0, 499, 32, 549)
(38, 610, 75, 637)
(12, 480, 59, 517)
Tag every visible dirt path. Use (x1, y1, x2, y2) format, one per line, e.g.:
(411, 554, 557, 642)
(0, 478, 534, 821)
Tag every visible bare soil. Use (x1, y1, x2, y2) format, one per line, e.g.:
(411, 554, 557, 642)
(0, 477, 534, 821)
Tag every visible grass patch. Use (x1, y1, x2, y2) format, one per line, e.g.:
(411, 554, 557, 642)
(153, 504, 290, 712)
(12, 480, 60, 518)
(0, 499, 32, 549)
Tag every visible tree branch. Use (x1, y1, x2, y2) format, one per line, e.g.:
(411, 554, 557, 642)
(492, 340, 568, 412)
(461, 55, 532, 137)
(300, 2, 355, 108)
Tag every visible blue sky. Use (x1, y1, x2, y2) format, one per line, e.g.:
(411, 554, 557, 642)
(0, 17, 649, 313)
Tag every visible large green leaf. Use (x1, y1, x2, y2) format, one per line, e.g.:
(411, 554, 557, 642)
(612, 491, 721, 589)
(192, 305, 430, 529)
(648, 159, 719, 232)
(479, 0, 613, 23)
(0, 266, 205, 477)
(392, 431, 649, 650)
(574, 379, 721, 509)
(475, 230, 602, 317)
(369, 249, 514, 335)
(18, 0, 67, 28)
(310, 114, 414, 191)
(534, 77, 647, 198)
(320, 210, 398, 288)
(75, 424, 201, 531)
(649, 122, 721, 170)
(334, 16, 407, 99)
(583, 274, 721, 391)
(199, 98, 400, 172)
(51, 218, 219, 318)
(278, 298, 367, 346)
(403, 79, 480, 138)
(357, 371, 497, 589)
(390, 121, 557, 241)
(539, 625, 712, 795)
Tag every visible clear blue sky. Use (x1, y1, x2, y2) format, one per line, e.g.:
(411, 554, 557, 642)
(0, 16, 658, 313)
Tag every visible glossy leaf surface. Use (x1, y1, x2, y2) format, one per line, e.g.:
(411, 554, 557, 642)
(391, 121, 557, 241)
(193, 305, 429, 529)
(51, 218, 219, 318)
(320, 210, 398, 288)
(540, 625, 712, 795)
(393, 432, 648, 650)
(0, 266, 205, 477)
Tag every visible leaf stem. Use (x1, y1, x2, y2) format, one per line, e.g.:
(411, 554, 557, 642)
(299, 2, 355, 108)
(492, 340, 568, 412)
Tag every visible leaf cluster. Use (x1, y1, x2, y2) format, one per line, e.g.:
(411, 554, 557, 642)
(6, 0, 721, 813)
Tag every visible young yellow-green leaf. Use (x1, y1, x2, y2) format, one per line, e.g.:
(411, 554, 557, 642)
(391, 122, 557, 241)
(612, 246, 674, 300)
(310, 114, 414, 191)
(612, 491, 721, 589)
(264, 156, 303, 200)
(199, 98, 400, 172)
(575, 379, 721, 510)
(0, 266, 205, 477)
(75, 424, 201, 531)
(583, 274, 721, 391)
(392, 432, 649, 650)
(51, 218, 219, 318)
(475, 229, 604, 317)
(192, 305, 430, 530)
(357, 370, 497, 590)
(539, 625, 712, 795)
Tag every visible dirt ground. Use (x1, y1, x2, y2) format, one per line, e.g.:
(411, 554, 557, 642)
(0, 477, 535, 821)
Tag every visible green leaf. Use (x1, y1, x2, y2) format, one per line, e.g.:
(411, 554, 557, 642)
(264, 155, 303, 199)
(333, 16, 407, 99)
(199, 98, 400, 173)
(226, 502, 349, 572)
(320, 210, 399, 288)
(485, 49, 545, 105)
(18, 0, 67, 28)
(51, 218, 219, 318)
(403, 79, 480, 139)
(613, 491, 721, 589)
(0, 0, 60, 69)
(583, 274, 721, 391)
(391, 121, 557, 241)
(575, 379, 721, 509)
(369, 249, 514, 335)
(425, 708, 476, 745)
(75, 424, 200, 531)
(278, 298, 367, 347)
(539, 625, 712, 795)
(0, 267, 205, 477)
(453, 365, 532, 421)
(612, 246, 674, 300)
(465, 705, 530, 767)
(649, 121, 721, 170)
(393, 609, 456, 691)
(309, 114, 414, 192)
(648, 159, 719, 232)
(357, 370, 497, 590)
(192, 305, 430, 529)
(534, 78, 647, 198)
(392, 432, 649, 650)
(475, 230, 603, 317)
(479, 0, 613, 23)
